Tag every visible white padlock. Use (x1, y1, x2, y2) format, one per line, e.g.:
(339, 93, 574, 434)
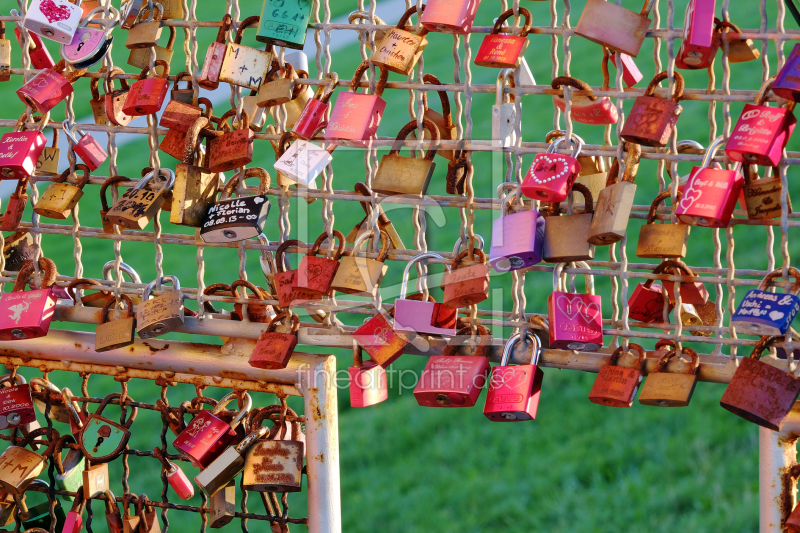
(23, 0, 83, 44)
(273, 136, 334, 187)
(492, 69, 520, 149)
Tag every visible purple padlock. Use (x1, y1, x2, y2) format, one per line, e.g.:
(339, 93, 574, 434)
(774, 43, 800, 102)
(393, 252, 458, 337)
(489, 195, 546, 272)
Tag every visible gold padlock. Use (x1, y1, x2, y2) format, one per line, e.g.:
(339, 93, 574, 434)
(421, 73, 457, 161)
(106, 169, 175, 230)
(742, 164, 790, 220)
(373, 118, 440, 197)
(35, 124, 60, 177)
(542, 183, 595, 263)
(587, 142, 640, 245)
(159, 0, 183, 20)
(0, 21, 9, 83)
(348, 11, 388, 50)
(128, 25, 175, 75)
(95, 294, 136, 352)
(125, 0, 164, 49)
(546, 130, 607, 198)
(331, 229, 390, 296)
(99, 175, 127, 234)
(171, 116, 221, 227)
(679, 302, 702, 329)
(715, 19, 760, 63)
(170, 72, 196, 105)
(90, 67, 112, 125)
(371, 5, 428, 75)
(636, 190, 690, 258)
(257, 62, 297, 108)
(136, 275, 185, 338)
(34, 164, 91, 219)
(209, 480, 236, 528)
(219, 16, 273, 90)
(638, 347, 699, 407)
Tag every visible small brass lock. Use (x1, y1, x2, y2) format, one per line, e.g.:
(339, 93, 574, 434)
(136, 275, 185, 339)
(34, 164, 91, 219)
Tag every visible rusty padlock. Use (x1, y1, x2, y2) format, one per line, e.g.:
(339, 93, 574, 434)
(249, 312, 300, 370)
(353, 309, 409, 369)
(638, 346, 699, 407)
(230, 279, 274, 323)
(349, 342, 389, 408)
(373, 118, 440, 197)
(587, 142, 640, 245)
(327, 60, 389, 147)
(548, 261, 603, 351)
(588, 343, 646, 407)
(198, 14, 232, 90)
(575, 0, 654, 57)
(105, 169, 174, 229)
(125, 0, 163, 49)
(103, 69, 133, 127)
(294, 230, 346, 297)
(627, 262, 675, 323)
(170, 71, 195, 104)
(1, 178, 30, 233)
(33, 164, 90, 219)
(208, 110, 254, 172)
(475, 7, 532, 69)
(542, 184, 595, 263)
(636, 190, 689, 258)
(270, 240, 317, 308)
(160, 96, 211, 133)
(660, 260, 708, 306)
(371, 5, 428, 75)
(171, 116, 220, 228)
(219, 16, 273, 91)
(420, 73, 457, 160)
(331, 229, 390, 297)
(90, 67, 114, 125)
(0, 427, 59, 495)
(99, 175, 127, 234)
(621, 71, 685, 147)
(740, 164, 789, 220)
(552, 76, 618, 125)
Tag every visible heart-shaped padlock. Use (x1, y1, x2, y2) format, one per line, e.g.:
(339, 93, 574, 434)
(521, 135, 583, 202)
(60, 6, 120, 69)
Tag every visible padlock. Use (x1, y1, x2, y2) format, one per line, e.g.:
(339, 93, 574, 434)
(347, 182, 405, 250)
(173, 392, 251, 469)
(3, 232, 37, 272)
(104, 489, 124, 533)
(135, 495, 160, 533)
(731, 268, 800, 336)
(270, 240, 318, 307)
(198, 14, 232, 90)
(588, 343, 645, 407)
(639, 347, 699, 407)
(373, 118, 439, 197)
(160, 96, 211, 134)
(61, 389, 86, 435)
(29, 377, 70, 423)
(393, 252, 457, 337)
(1, 178, 29, 233)
(637, 190, 690, 258)
(208, 480, 236, 528)
(256, 405, 305, 456)
(95, 295, 136, 352)
(62, 119, 107, 171)
(607, 47, 643, 88)
(542, 184, 594, 263)
(99, 175, 126, 234)
(136, 275, 184, 338)
(90, 67, 113, 125)
(544, 131, 607, 200)
(484, 331, 544, 421)
(20, 479, 66, 531)
(371, 5, 428, 75)
(353, 310, 409, 368)
(102, 68, 133, 127)
(78, 392, 137, 463)
(714, 19, 760, 63)
(33, 164, 90, 219)
(676, 135, 744, 228)
(128, 26, 175, 73)
(522, 135, 583, 202)
(627, 262, 675, 323)
(35, 122, 60, 177)
(152, 447, 193, 501)
(0, 374, 36, 431)
(12, 16, 55, 69)
(53, 434, 85, 499)
(621, 71, 685, 147)
(256, 62, 297, 108)
(475, 7, 531, 69)
(421, 73, 457, 160)
(121, 493, 140, 533)
(0, 490, 16, 527)
(0, 258, 58, 340)
(492, 70, 519, 148)
(230, 279, 273, 323)
(415, 325, 491, 408)
(242, 418, 303, 493)
(675, 0, 718, 69)
(256, 0, 312, 49)
(721, 335, 800, 430)
(332, 229, 389, 297)
(0, 21, 9, 82)
(248, 312, 299, 370)
(551, 76, 618, 125)
(125, 0, 163, 49)
(327, 60, 389, 147)
(726, 77, 797, 166)
(105, 168, 174, 230)
(442, 247, 490, 309)
(60, 6, 119, 69)
(122, 60, 171, 116)
(200, 166, 270, 243)
(587, 142, 640, 244)
(293, 72, 339, 139)
(194, 426, 268, 498)
(23, 0, 82, 44)
(0, 427, 58, 494)
(548, 261, 603, 350)
(0, 111, 50, 180)
(269, 66, 314, 130)
(575, 0, 654, 57)
(16, 60, 84, 113)
(489, 193, 545, 272)
(740, 164, 789, 220)
(660, 260, 708, 306)
(219, 16, 273, 90)
(61, 489, 86, 533)
(420, 0, 479, 34)
(773, 43, 800, 101)
(169, 71, 195, 104)
(683, 302, 705, 333)
(294, 230, 345, 296)
(273, 126, 334, 187)
(171, 117, 221, 228)
(207, 109, 254, 172)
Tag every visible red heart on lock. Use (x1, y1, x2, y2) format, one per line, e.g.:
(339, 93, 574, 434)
(39, 0, 73, 22)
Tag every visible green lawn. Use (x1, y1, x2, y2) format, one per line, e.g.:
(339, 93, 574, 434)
(1, 0, 799, 531)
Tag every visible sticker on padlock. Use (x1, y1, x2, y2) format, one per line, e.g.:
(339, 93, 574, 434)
(257, 0, 312, 49)
(575, 0, 654, 57)
(136, 276, 185, 338)
(200, 166, 270, 243)
(62, 120, 107, 171)
(638, 347, 700, 407)
(621, 71, 685, 147)
(60, 6, 119, 69)
(636, 190, 690, 258)
(552, 76, 618, 125)
(219, 16, 273, 90)
(0, 257, 58, 341)
(522, 135, 583, 203)
(588, 343, 646, 407)
(484, 331, 544, 421)
(675, 0, 718, 69)
(33, 164, 91, 219)
(373, 119, 439, 197)
(420, 0, 480, 34)
(78, 393, 138, 464)
(393, 252, 458, 337)
(475, 8, 532, 69)
(23, 0, 83, 44)
(548, 262, 603, 351)
(0, 111, 50, 181)
(489, 193, 545, 272)
(198, 14, 232, 90)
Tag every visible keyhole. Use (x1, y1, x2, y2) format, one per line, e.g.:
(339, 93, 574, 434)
(76, 42, 84, 52)
(93, 424, 112, 453)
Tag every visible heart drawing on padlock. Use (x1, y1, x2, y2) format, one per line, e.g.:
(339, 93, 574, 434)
(679, 184, 703, 210)
(557, 295, 584, 321)
(532, 155, 571, 185)
(306, 264, 323, 281)
(770, 310, 785, 321)
(254, 197, 265, 204)
(578, 301, 601, 323)
(39, 0, 73, 22)
(489, 367, 529, 391)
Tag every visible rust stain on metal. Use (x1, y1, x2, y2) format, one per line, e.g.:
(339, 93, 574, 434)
(315, 453, 324, 463)
(142, 342, 169, 353)
(780, 464, 800, 528)
(220, 370, 249, 379)
(307, 387, 325, 422)
(74, 343, 81, 349)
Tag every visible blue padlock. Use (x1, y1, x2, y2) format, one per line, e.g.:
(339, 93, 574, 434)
(732, 268, 800, 336)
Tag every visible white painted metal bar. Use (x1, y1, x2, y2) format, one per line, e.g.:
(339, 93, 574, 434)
(760, 403, 800, 532)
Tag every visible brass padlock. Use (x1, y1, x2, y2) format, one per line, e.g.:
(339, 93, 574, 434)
(373, 118, 440, 197)
(587, 142, 640, 245)
(331, 229, 390, 297)
(159, 0, 183, 20)
(0, 21, 9, 83)
(421, 73, 457, 161)
(35, 126, 60, 177)
(1, 178, 29, 232)
(371, 5, 428, 75)
(256, 62, 297, 108)
(636, 190, 690, 258)
(542, 183, 595, 263)
(34, 164, 91, 219)
(128, 25, 175, 74)
(106, 169, 175, 230)
(741, 164, 789, 220)
(269, 68, 314, 129)
(0, 427, 58, 495)
(208, 480, 236, 528)
(715, 19, 760, 63)
(679, 303, 702, 330)
(639, 347, 699, 407)
(90, 67, 112, 125)
(122, 493, 140, 533)
(170, 72, 196, 105)
(219, 16, 274, 90)
(99, 175, 127, 234)
(171, 116, 221, 227)
(126, 0, 164, 49)
(104, 68, 134, 127)
(136, 275, 185, 338)
(348, 11, 388, 50)
(95, 295, 136, 352)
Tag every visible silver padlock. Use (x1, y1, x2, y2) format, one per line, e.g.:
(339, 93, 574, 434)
(208, 481, 236, 528)
(492, 69, 519, 148)
(136, 275, 185, 339)
(194, 426, 267, 498)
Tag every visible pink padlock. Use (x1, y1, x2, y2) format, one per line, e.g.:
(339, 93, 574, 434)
(327, 61, 388, 147)
(349, 344, 388, 408)
(63, 120, 107, 171)
(173, 393, 250, 469)
(420, 0, 480, 34)
(552, 76, 618, 125)
(547, 262, 603, 351)
(0, 111, 49, 180)
(484, 331, 544, 422)
(675, 0, 718, 69)
(198, 15, 232, 90)
(0, 257, 58, 341)
(677, 135, 744, 228)
(393, 253, 458, 337)
(0, 374, 37, 431)
(16, 59, 84, 113)
(293, 73, 338, 140)
(122, 60, 171, 117)
(62, 489, 86, 533)
(608, 49, 643, 88)
(12, 16, 55, 69)
(725, 77, 797, 166)
(521, 135, 583, 203)
(153, 447, 194, 500)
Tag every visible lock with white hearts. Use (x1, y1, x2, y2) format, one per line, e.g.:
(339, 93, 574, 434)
(521, 135, 583, 203)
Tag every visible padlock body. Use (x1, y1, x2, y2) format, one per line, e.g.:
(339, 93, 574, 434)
(574, 0, 652, 56)
(103, 89, 132, 126)
(95, 316, 136, 352)
(73, 134, 107, 171)
(328, 92, 386, 147)
(609, 52, 643, 87)
(774, 43, 800, 102)
(209, 482, 236, 527)
(676, 166, 743, 228)
(125, 20, 162, 49)
(194, 446, 246, 498)
(638, 372, 698, 407)
(489, 208, 545, 272)
(249, 331, 298, 370)
(198, 42, 227, 90)
(208, 129, 254, 172)
(587, 181, 637, 245)
(17, 69, 72, 113)
(0, 39, 10, 82)
(543, 213, 595, 262)
(521, 153, 581, 202)
(393, 299, 457, 336)
(294, 99, 329, 140)
(159, 128, 186, 160)
(256, 0, 311, 49)
(23, 0, 82, 44)
(171, 165, 219, 227)
(62, 27, 111, 68)
(588, 365, 642, 407)
(484, 364, 543, 421)
(273, 139, 332, 186)
(720, 356, 800, 430)
(34, 182, 83, 219)
(295, 256, 339, 296)
(731, 289, 800, 336)
(271, 270, 316, 308)
(741, 177, 788, 220)
(348, 361, 388, 407)
(136, 291, 185, 338)
(420, 0, 479, 34)
(372, 29, 427, 75)
(242, 440, 303, 492)
(373, 154, 435, 197)
(0, 288, 57, 340)
(173, 411, 236, 469)
(621, 96, 682, 147)
(628, 282, 673, 323)
(492, 103, 518, 149)
(256, 78, 294, 108)
(63, 510, 83, 533)
(219, 43, 273, 90)
(442, 263, 490, 309)
(105, 188, 164, 229)
(548, 291, 603, 350)
(24, 499, 65, 530)
(475, 35, 528, 69)
(82, 462, 109, 498)
(414, 356, 489, 408)
(269, 88, 311, 130)
(167, 463, 194, 500)
(13, 29, 55, 69)
(663, 278, 708, 306)
(552, 94, 619, 125)
(127, 45, 173, 73)
(353, 312, 408, 368)
(787, 502, 800, 533)
(0, 131, 47, 180)
(675, 0, 718, 69)
(55, 448, 85, 499)
(36, 146, 60, 176)
(0, 446, 45, 494)
(160, 101, 203, 133)
(123, 78, 169, 116)
(423, 108, 456, 160)
(0, 384, 36, 430)
(636, 223, 689, 258)
(200, 195, 270, 243)
(726, 103, 797, 166)
(331, 257, 388, 297)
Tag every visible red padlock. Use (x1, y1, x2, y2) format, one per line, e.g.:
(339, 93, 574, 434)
(521, 135, 583, 202)
(172, 392, 251, 469)
(588, 343, 645, 407)
(607, 47, 643, 88)
(353, 310, 409, 368)
(160, 97, 212, 133)
(62, 489, 86, 533)
(208, 109, 254, 172)
(474, 8, 532, 69)
(249, 313, 300, 370)
(548, 262, 603, 351)
(349, 343, 388, 408)
(271, 240, 318, 307)
(725, 76, 797, 167)
(293, 73, 338, 140)
(0, 257, 58, 341)
(675, 0, 718, 69)
(621, 71, 685, 147)
(0, 374, 37, 431)
(62, 120, 107, 171)
(122, 60, 171, 117)
(16, 60, 84, 113)
(0, 111, 49, 180)
(420, 0, 479, 34)
(327, 60, 388, 147)
(484, 331, 544, 422)
(295, 230, 346, 297)
(552, 76, 618, 125)
(1, 178, 29, 232)
(13, 19, 55, 69)
(660, 260, 709, 306)
(198, 15, 232, 90)
(152, 447, 194, 501)
(627, 263, 675, 323)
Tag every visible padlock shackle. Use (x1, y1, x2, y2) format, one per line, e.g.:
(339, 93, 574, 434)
(231, 279, 272, 310)
(308, 230, 346, 260)
(545, 129, 587, 147)
(68, 482, 86, 513)
(137, 59, 170, 81)
(553, 182, 594, 216)
(266, 311, 299, 335)
(657, 347, 699, 374)
(495, 69, 516, 106)
(549, 135, 583, 160)
(700, 135, 727, 169)
(217, 108, 250, 133)
(349, 60, 389, 97)
(491, 7, 533, 37)
(452, 248, 487, 271)
(421, 74, 454, 129)
(61, 119, 85, 145)
(60, 387, 83, 429)
(234, 426, 269, 454)
(13, 111, 51, 133)
(0, 373, 26, 386)
(53, 433, 77, 476)
(348, 11, 387, 26)
(214, 14, 232, 44)
(399, 252, 449, 300)
(52, 164, 91, 189)
(103, 260, 143, 284)
(29, 377, 60, 396)
(606, 142, 641, 185)
(258, 233, 278, 278)
(452, 234, 485, 256)
(389, 118, 440, 160)
(82, 5, 121, 34)
(552, 261, 595, 295)
(313, 72, 340, 104)
(351, 229, 390, 263)
(442, 325, 493, 358)
(210, 392, 252, 430)
(608, 343, 646, 368)
(13, 257, 58, 292)
(101, 293, 134, 323)
(66, 277, 102, 301)
(233, 15, 261, 44)
(173, 71, 194, 92)
(749, 335, 786, 360)
(500, 330, 540, 366)
(551, 76, 597, 102)
(221, 166, 271, 200)
(755, 75, 778, 106)
(644, 70, 684, 103)
(201, 283, 233, 314)
(99, 175, 128, 212)
(757, 267, 800, 293)
(275, 240, 305, 273)
(640, 0, 656, 16)
(103, 489, 120, 517)
(17, 427, 59, 458)
(395, 4, 428, 37)
(136, 168, 175, 195)
(646, 189, 682, 224)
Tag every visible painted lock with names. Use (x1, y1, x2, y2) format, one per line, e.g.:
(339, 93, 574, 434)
(249, 313, 299, 370)
(16, 61, 77, 113)
(548, 262, 603, 351)
(256, 0, 312, 50)
(12, 24, 54, 69)
(219, 16, 273, 91)
(731, 268, 800, 336)
(0, 112, 49, 180)
(740, 164, 788, 220)
(521, 136, 582, 203)
(0, 375, 36, 431)
(475, 8, 532, 69)
(327, 61, 388, 147)
(0, 258, 58, 341)
(371, 6, 429, 75)
(588, 344, 646, 407)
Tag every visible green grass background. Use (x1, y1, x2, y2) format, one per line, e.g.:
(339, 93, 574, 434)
(1, 0, 799, 531)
